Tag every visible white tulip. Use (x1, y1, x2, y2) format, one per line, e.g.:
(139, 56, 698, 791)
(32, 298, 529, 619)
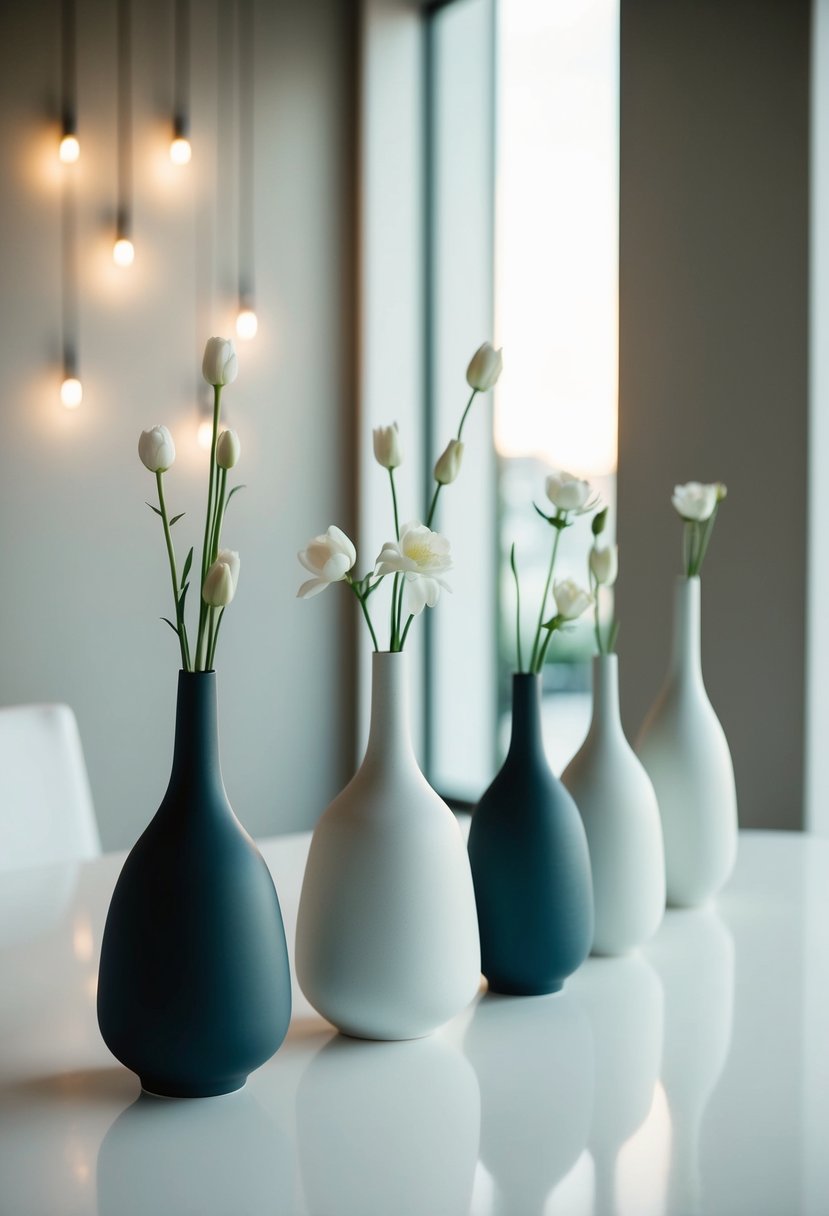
(202, 337, 239, 387)
(434, 438, 464, 486)
(297, 525, 357, 599)
(216, 429, 241, 469)
(138, 425, 176, 473)
(671, 481, 719, 522)
(375, 521, 453, 616)
(553, 578, 594, 621)
(214, 548, 240, 592)
(466, 342, 503, 392)
(545, 470, 593, 513)
(202, 553, 239, 607)
(590, 544, 618, 586)
(373, 423, 402, 470)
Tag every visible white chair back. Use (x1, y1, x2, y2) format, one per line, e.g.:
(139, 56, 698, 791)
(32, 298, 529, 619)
(0, 704, 101, 873)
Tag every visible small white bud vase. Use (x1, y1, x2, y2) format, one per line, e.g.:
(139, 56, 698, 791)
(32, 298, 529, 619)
(295, 650, 481, 1040)
(636, 576, 738, 907)
(562, 654, 665, 955)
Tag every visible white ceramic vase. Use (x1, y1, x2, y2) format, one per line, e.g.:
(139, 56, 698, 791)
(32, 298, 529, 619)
(561, 654, 665, 956)
(295, 650, 481, 1040)
(636, 576, 738, 908)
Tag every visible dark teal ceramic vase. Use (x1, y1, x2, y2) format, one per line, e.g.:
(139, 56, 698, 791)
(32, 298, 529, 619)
(468, 673, 594, 995)
(97, 672, 292, 1097)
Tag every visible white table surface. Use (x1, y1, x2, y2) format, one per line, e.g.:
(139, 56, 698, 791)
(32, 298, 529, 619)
(0, 828, 827, 1216)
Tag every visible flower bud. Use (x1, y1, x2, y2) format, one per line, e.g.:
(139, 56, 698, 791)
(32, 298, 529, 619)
(203, 551, 240, 606)
(373, 423, 402, 470)
(671, 481, 719, 522)
(553, 578, 594, 621)
(590, 543, 618, 586)
(545, 470, 592, 513)
(202, 337, 239, 387)
(433, 438, 464, 485)
(216, 428, 241, 469)
(138, 425, 176, 473)
(466, 342, 503, 392)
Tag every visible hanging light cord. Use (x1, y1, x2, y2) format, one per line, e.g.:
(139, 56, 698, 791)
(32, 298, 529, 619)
(116, 0, 132, 235)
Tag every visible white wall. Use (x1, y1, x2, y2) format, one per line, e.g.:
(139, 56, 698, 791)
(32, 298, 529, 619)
(0, 0, 357, 849)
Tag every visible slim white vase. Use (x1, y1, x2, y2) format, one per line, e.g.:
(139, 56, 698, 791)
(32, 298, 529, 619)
(295, 650, 481, 1040)
(636, 576, 738, 908)
(562, 654, 665, 955)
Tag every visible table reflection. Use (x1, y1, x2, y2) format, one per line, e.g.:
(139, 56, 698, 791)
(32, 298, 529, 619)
(464, 990, 593, 1215)
(295, 1031, 480, 1216)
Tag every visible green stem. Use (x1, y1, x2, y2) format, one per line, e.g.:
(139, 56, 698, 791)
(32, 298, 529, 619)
(530, 516, 564, 673)
(196, 385, 223, 670)
(210, 467, 228, 565)
(457, 388, 478, 440)
(156, 471, 188, 670)
(510, 542, 524, 673)
(425, 483, 441, 530)
(592, 573, 603, 657)
(207, 606, 225, 670)
(390, 573, 400, 650)
(399, 613, 416, 650)
(694, 504, 719, 575)
(351, 584, 379, 652)
(389, 468, 400, 541)
(537, 615, 562, 670)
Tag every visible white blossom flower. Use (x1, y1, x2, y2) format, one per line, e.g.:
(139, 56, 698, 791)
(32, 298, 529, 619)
(216, 429, 241, 469)
(590, 544, 618, 587)
(671, 481, 719, 522)
(138, 425, 176, 473)
(466, 342, 503, 392)
(545, 470, 593, 513)
(434, 438, 464, 485)
(297, 526, 357, 599)
(203, 551, 240, 607)
(372, 423, 402, 470)
(553, 578, 594, 621)
(202, 337, 238, 387)
(375, 521, 453, 616)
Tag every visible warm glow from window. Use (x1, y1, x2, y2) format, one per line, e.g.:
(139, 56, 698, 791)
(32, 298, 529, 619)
(112, 237, 135, 267)
(59, 134, 80, 164)
(197, 419, 214, 450)
(60, 376, 83, 409)
(169, 136, 192, 165)
(495, 0, 619, 478)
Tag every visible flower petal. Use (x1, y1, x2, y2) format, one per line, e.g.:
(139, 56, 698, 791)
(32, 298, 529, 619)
(297, 577, 329, 599)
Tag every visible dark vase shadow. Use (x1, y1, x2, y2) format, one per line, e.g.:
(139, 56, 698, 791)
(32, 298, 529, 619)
(296, 1031, 480, 1216)
(463, 989, 594, 1216)
(96, 1086, 290, 1216)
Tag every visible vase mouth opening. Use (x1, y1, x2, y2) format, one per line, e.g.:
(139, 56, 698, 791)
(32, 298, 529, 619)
(178, 668, 216, 678)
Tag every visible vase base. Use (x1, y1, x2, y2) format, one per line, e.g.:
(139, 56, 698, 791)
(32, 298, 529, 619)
(140, 1074, 247, 1099)
(484, 978, 564, 997)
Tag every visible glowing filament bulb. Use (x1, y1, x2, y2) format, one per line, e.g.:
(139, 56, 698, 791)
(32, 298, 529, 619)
(60, 377, 83, 409)
(236, 308, 258, 340)
(170, 136, 192, 165)
(113, 237, 135, 267)
(59, 133, 80, 164)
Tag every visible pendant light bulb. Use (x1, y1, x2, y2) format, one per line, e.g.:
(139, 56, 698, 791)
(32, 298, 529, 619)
(60, 376, 83, 409)
(113, 237, 135, 267)
(59, 133, 80, 164)
(236, 307, 258, 341)
(170, 136, 192, 165)
(197, 418, 214, 450)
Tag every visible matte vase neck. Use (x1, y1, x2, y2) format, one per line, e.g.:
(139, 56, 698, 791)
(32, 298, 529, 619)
(506, 674, 545, 762)
(589, 654, 623, 740)
(165, 671, 225, 803)
(363, 651, 416, 769)
(670, 576, 703, 683)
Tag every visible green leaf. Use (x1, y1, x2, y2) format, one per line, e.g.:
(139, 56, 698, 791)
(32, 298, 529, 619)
(169, 512, 186, 527)
(160, 617, 180, 637)
(181, 547, 194, 586)
(226, 484, 247, 506)
(608, 620, 620, 652)
(592, 507, 608, 537)
(146, 502, 163, 517)
(178, 582, 190, 611)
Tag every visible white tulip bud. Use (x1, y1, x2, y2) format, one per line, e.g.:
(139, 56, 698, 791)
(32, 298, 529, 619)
(216, 429, 241, 469)
(466, 342, 503, 392)
(138, 425, 176, 473)
(671, 481, 719, 522)
(590, 544, 618, 586)
(545, 470, 593, 513)
(297, 526, 357, 598)
(553, 578, 594, 621)
(433, 438, 464, 486)
(373, 423, 402, 470)
(202, 337, 239, 387)
(203, 552, 240, 607)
